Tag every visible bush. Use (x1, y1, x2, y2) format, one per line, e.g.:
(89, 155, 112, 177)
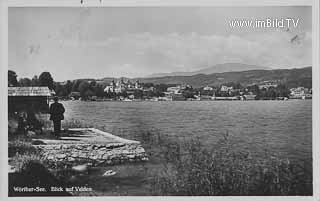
(10, 153, 43, 172)
(151, 132, 312, 196)
(9, 160, 71, 196)
(40, 118, 91, 131)
(8, 139, 38, 158)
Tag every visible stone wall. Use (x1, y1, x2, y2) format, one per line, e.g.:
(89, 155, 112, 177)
(33, 142, 149, 169)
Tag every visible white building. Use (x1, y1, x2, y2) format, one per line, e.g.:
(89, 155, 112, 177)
(290, 87, 310, 99)
(104, 79, 141, 93)
(167, 86, 182, 94)
(220, 85, 233, 92)
(203, 86, 213, 91)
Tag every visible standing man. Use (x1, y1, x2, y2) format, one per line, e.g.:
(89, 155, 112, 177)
(49, 96, 65, 137)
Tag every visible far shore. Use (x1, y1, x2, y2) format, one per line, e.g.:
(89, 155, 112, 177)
(59, 97, 312, 102)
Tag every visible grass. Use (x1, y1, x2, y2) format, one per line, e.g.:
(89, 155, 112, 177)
(148, 131, 313, 196)
(8, 138, 38, 158)
(8, 134, 46, 173)
(41, 119, 92, 131)
(8, 134, 46, 174)
(9, 118, 92, 170)
(8, 117, 92, 196)
(10, 153, 43, 172)
(8, 159, 72, 196)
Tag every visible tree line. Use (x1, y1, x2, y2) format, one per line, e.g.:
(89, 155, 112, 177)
(8, 70, 54, 90)
(9, 70, 294, 100)
(8, 70, 106, 99)
(8, 70, 170, 99)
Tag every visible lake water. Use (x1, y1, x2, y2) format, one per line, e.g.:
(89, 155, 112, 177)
(61, 100, 312, 195)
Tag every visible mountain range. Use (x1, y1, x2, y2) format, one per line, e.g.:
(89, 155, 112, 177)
(97, 65, 311, 89)
(146, 63, 272, 77)
(137, 67, 312, 88)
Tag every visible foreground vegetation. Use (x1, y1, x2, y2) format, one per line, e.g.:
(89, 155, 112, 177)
(9, 119, 313, 196)
(8, 119, 90, 196)
(142, 131, 313, 196)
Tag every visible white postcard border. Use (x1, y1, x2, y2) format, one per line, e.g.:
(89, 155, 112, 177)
(0, 0, 319, 201)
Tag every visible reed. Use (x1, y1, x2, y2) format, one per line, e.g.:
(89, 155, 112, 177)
(150, 131, 313, 196)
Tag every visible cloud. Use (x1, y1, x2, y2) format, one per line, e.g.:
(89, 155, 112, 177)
(59, 30, 312, 74)
(13, 29, 312, 80)
(9, 7, 312, 81)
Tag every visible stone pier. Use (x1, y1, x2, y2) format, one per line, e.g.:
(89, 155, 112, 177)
(32, 128, 148, 168)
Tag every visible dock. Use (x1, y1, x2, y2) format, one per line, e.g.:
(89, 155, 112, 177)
(32, 128, 148, 168)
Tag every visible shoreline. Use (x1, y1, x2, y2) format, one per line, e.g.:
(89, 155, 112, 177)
(61, 98, 312, 102)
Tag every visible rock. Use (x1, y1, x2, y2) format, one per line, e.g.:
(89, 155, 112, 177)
(75, 145, 83, 150)
(90, 155, 98, 160)
(47, 155, 55, 160)
(71, 153, 79, 158)
(136, 147, 146, 153)
(102, 170, 116, 177)
(32, 140, 46, 145)
(106, 160, 113, 165)
(99, 147, 107, 151)
(102, 154, 110, 160)
(8, 165, 16, 173)
(97, 160, 104, 165)
(106, 143, 125, 149)
(68, 157, 75, 162)
(61, 145, 69, 149)
(56, 154, 67, 159)
(91, 145, 99, 150)
(141, 157, 149, 161)
(72, 164, 89, 172)
(79, 153, 87, 158)
(121, 150, 130, 154)
(27, 131, 36, 137)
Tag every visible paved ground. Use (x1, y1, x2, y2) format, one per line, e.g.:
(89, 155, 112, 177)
(32, 128, 140, 145)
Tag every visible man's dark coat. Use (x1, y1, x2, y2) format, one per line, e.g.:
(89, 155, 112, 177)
(49, 102, 65, 121)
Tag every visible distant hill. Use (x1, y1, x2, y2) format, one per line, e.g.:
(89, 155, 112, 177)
(138, 67, 312, 88)
(147, 63, 272, 78)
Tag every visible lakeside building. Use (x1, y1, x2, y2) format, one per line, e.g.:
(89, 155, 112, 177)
(220, 85, 233, 92)
(164, 92, 185, 101)
(197, 95, 214, 101)
(164, 85, 186, 101)
(158, 96, 172, 101)
(213, 96, 238, 101)
(290, 87, 312, 99)
(194, 91, 215, 101)
(69, 92, 81, 100)
(104, 79, 142, 93)
(203, 86, 214, 91)
(143, 87, 156, 92)
(257, 80, 279, 89)
(220, 85, 241, 96)
(242, 94, 257, 100)
(8, 87, 54, 113)
(166, 86, 182, 94)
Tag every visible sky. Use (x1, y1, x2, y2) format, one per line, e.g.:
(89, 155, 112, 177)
(9, 7, 312, 81)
